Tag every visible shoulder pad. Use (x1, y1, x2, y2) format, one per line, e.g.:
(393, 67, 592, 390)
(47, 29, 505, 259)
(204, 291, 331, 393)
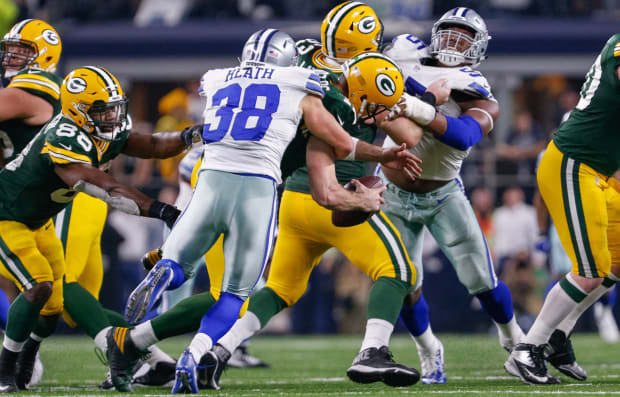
(43, 117, 94, 166)
(446, 67, 494, 100)
(8, 68, 61, 100)
(280, 67, 325, 98)
(383, 34, 431, 65)
(296, 39, 321, 55)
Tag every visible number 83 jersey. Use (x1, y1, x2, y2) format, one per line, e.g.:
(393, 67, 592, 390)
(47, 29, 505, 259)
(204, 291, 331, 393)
(200, 63, 323, 184)
(0, 113, 130, 230)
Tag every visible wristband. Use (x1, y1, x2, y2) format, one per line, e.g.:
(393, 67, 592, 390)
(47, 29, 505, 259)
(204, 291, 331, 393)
(148, 200, 181, 228)
(421, 91, 437, 106)
(343, 137, 360, 161)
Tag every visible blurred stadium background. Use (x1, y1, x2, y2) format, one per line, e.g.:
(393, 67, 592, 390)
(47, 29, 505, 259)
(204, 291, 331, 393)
(3, 0, 618, 339)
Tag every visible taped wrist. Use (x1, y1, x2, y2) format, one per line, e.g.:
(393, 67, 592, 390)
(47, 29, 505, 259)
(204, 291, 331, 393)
(148, 200, 181, 229)
(344, 137, 360, 161)
(436, 115, 483, 151)
(403, 93, 436, 126)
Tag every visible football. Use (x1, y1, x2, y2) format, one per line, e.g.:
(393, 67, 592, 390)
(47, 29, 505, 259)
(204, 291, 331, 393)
(331, 175, 384, 227)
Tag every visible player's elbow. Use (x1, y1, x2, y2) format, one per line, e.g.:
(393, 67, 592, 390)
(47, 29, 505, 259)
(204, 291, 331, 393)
(332, 140, 354, 160)
(310, 181, 339, 210)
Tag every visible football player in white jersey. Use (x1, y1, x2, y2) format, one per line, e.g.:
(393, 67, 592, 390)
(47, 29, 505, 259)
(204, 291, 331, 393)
(381, 7, 524, 384)
(106, 29, 420, 394)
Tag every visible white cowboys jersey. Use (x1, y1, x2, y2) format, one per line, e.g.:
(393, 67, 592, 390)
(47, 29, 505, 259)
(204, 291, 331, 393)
(383, 34, 496, 181)
(199, 62, 323, 184)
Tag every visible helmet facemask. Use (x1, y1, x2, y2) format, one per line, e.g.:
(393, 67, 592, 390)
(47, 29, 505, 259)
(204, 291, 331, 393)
(431, 25, 483, 67)
(0, 39, 37, 80)
(86, 98, 128, 142)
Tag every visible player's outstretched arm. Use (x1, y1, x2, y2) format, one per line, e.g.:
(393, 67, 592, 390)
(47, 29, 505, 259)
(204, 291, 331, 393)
(54, 163, 180, 227)
(121, 125, 202, 159)
(0, 87, 54, 125)
(306, 136, 385, 212)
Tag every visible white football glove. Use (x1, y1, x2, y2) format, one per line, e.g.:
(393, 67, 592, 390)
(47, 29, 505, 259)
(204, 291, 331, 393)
(387, 93, 436, 126)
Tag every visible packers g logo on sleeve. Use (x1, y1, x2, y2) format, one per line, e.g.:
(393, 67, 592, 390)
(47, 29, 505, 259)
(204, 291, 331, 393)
(66, 77, 86, 94)
(376, 73, 396, 96)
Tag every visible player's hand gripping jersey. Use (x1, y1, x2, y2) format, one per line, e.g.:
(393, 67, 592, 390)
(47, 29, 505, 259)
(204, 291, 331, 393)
(383, 34, 496, 180)
(199, 61, 323, 184)
(0, 113, 131, 229)
(553, 33, 620, 177)
(0, 69, 62, 163)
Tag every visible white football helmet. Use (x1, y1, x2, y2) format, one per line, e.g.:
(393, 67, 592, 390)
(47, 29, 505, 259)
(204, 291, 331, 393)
(430, 7, 490, 67)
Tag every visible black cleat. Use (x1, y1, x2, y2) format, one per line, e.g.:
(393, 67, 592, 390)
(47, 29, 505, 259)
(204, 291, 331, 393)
(198, 343, 231, 390)
(106, 327, 145, 392)
(15, 337, 40, 390)
(98, 371, 113, 390)
(346, 346, 420, 387)
(0, 349, 18, 393)
(227, 345, 270, 368)
(546, 330, 587, 381)
(505, 343, 560, 385)
(133, 361, 176, 386)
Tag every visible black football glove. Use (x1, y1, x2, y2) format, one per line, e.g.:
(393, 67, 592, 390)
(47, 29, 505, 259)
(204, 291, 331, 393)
(180, 124, 204, 147)
(148, 200, 181, 229)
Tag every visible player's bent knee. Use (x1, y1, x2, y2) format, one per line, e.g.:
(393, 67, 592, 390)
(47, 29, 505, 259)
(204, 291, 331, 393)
(264, 282, 304, 307)
(23, 281, 53, 305)
(403, 287, 422, 306)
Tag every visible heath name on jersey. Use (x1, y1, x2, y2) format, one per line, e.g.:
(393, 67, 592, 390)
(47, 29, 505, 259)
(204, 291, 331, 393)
(0, 113, 130, 229)
(199, 62, 323, 184)
(383, 34, 496, 181)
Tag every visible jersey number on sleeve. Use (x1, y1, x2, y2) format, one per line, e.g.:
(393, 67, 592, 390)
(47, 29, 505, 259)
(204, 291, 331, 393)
(203, 83, 281, 143)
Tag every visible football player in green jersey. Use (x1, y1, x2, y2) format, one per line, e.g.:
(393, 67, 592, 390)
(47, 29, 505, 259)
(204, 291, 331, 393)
(506, 34, 620, 384)
(0, 18, 63, 389)
(0, 65, 200, 393)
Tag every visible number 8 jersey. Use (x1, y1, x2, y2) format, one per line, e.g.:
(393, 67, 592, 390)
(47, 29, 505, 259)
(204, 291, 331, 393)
(199, 63, 323, 184)
(0, 113, 131, 229)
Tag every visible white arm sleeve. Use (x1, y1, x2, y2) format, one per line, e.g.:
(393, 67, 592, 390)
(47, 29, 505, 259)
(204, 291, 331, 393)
(73, 180, 140, 215)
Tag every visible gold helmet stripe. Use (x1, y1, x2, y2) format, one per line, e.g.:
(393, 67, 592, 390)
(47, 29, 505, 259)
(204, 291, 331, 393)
(324, 1, 364, 58)
(84, 65, 120, 98)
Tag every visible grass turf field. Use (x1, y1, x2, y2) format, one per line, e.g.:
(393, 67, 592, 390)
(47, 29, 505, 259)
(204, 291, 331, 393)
(22, 333, 620, 396)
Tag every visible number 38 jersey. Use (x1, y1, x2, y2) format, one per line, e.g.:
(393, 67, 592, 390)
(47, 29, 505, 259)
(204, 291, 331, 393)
(0, 113, 130, 229)
(553, 33, 620, 177)
(199, 63, 323, 184)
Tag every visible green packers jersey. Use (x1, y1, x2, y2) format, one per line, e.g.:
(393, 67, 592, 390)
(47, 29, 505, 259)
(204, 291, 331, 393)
(0, 114, 131, 229)
(283, 39, 377, 194)
(554, 34, 620, 176)
(0, 68, 62, 163)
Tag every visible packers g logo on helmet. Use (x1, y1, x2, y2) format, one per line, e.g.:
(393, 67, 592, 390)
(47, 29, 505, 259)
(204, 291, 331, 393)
(0, 19, 62, 81)
(61, 66, 128, 142)
(342, 53, 403, 121)
(320, 2, 384, 61)
(376, 73, 396, 96)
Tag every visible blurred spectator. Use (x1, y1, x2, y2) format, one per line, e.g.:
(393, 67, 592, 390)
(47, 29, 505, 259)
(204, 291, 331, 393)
(132, 88, 193, 189)
(492, 186, 539, 275)
(496, 109, 546, 200)
(554, 89, 579, 127)
(134, 0, 192, 26)
(0, 0, 17, 36)
(44, 0, 138, 23)
(471, 186, 495, 255)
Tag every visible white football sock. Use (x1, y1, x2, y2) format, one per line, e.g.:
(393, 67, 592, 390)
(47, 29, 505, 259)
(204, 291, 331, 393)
(557, 273, 620, 335)
(525, 275, 584, 345)
(130, 321, 159, 350)
(94, 326, 112, 353)
(188, 333, 213, 363)
(146, 344, 176, 366)
(411, 326, 439, 352)
(495, 316, 524, 348)
(360, 318, 394, 351)
(3, 336, 24, 353)
(218, 311, 261, 354)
